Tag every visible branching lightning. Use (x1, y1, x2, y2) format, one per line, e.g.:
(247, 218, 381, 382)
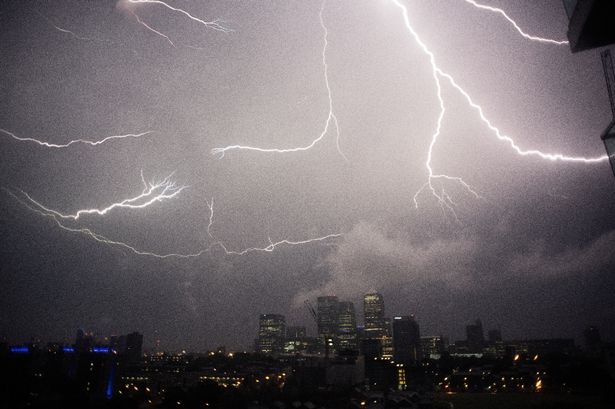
(390, 0, 607, 217)
(210, 0, 347, 162)
(203, 197, 342, 256)
(0, 128, 153, 149)
(6, 188, 341, 259)
(124, 0, 231, 46)
(129, 9, 175, 47)
(19, 171, 186, 221)
(126, 0, 231, 33)
(6, 188, 207, 259)
(461, 0, 569, 45)
(7, 0, 605, 258)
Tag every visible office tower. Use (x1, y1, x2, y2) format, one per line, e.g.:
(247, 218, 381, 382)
(584, 326, 602, 354)
(488, 329, 502, 343)
(466, 319, 485, 353)
(125, 332, 143, 363)
(257, 314, 286, 355)
(75, 329, 93, 353)
(392, 316, 421, 364)
(317, 296, 339, 339)
(381, 318, 394, 359)
(363, 293, 387, 339)
(420, 336, 446, 358)
(337, 301, 358, 351)
(284, 326, 308, 355)
(287, 326, 306, 339)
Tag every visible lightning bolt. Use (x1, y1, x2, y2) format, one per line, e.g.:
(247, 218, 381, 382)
(390, 0, 607, 215)
(6, 188, 207, 259)
(18, 171, 186, 221)
(204, 197, 343, 256)
(124, 0, 231, 41)
(0, 128, 153, 149)
(461, 0, 569, 45)
(210, 0, 347, 162)
(35, 11, 99, 42)
(129, 9, 175, 47)
(6, 189, 341, 259)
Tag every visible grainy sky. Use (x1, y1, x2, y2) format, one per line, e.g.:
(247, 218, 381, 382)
(1, 0, 614, 351)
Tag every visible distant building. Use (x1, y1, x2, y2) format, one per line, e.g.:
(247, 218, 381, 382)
(381, 319, 394, 360)
(488, 329, 502, 343)
(284, 337, 321, 355)
(420, 336, 446, 359)
(317, 296, 339, 356)
(317, 296, 339, 340)
(360, 338, 382, 360)
(363, 293, 393, 359)
(584, 326, 602, 354)
(284, 326, 309, 355)
(392, 316, 421, 364)
(75, 348, 117, 399)
(466, 319, 485, 353)
(109, 332, 143, 363)
(365, 358, 406, 391)
(504, 338, 576, 357)
(75, 329, 94, 353)
(286, 326, 306, 339)
(256, 314, 286, 355)
(337, 301, 359, 351)
(124, 332, 143, 363)
(363, 293, 387, 339)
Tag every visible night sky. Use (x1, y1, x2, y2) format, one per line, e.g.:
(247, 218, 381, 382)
(1, 0, 614, 351)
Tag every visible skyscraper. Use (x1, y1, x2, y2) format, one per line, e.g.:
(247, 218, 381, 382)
(257, 314, 286, 355)
(337, 301, 358, 351)
(286, 326, 306, 339)
(317, 296, 339, 339)
(488, 329, 502, 343)
(466, 319, 485, 353)
(75, 328, 93, 353)
(124, 332, 143, 363)
(420, 336, 446, 358)
(317, 296, 339, 356)
(392, 316, 421, 364)
(363, 293, 387, 339)
(584, 326, 602, 354)
(362, 293, 393, 359)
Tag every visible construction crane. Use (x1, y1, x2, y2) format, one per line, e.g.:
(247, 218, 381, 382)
(304, 299, 332, 359)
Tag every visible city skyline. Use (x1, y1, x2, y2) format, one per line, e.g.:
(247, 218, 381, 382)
(2, 0, 615, 353)
(6, 290, 607, 353)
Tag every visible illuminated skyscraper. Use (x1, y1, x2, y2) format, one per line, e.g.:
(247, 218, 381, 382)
(337, 301, 358, 351)
(363, 293, 387, 339)
(421, 336, 446, 359)
(362, 293, 393, 359)
(257, 314, 286, 355)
